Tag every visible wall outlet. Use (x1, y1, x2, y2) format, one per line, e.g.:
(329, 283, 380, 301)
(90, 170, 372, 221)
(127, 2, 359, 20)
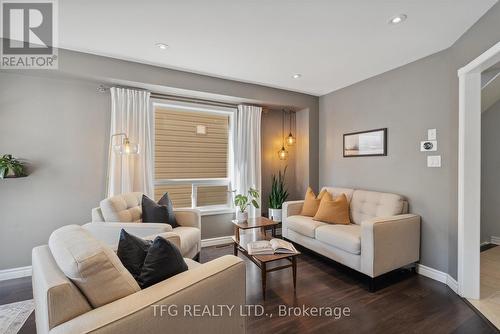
(427, 155, 441, 168)
(428, 129, 437, 141)
(420, 140, 437, 152)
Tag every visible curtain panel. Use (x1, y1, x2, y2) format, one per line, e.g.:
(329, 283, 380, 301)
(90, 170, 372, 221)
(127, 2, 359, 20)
(107, 87, 154, 198)
(232, 105, 262, 218)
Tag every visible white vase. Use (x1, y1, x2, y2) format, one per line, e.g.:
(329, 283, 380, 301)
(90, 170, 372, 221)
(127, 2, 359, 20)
(269, 208, 282, 222)
(236, 210, 248, 222)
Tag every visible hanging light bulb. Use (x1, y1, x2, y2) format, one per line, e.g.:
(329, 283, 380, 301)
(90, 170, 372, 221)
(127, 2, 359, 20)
(278, 110, 288, 160)
(286, 111, 296, 145)
(112, 134, 140, 155)
(278, 145, 289, 160)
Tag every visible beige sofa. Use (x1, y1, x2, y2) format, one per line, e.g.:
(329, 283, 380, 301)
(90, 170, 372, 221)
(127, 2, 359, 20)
(282, 187, 420, 285)
(32, 225, 246, 334)
(86, 192, 201, 259)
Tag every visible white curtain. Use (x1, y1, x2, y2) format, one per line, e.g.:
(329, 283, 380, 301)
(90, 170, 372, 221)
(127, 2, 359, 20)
(232, 105, 262, 218)
(107, 87, 154, 198)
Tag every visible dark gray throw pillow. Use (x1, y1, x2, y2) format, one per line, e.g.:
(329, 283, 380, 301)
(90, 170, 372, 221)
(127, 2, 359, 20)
(116, 229, 152, 280)
(142, 194, 178, 228)
(157, 192, 178, 228)
(138, 236, 188, 288)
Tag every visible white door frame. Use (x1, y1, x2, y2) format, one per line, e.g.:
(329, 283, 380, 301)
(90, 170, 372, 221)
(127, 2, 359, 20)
(458, 41, 500, 299)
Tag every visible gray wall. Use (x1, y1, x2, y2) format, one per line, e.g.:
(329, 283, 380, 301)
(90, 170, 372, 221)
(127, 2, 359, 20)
(319, 50, 454, 274)
(0, 50, 318, 270)
(261, 109, 302, 214)
(481, 99, 500, 243)
(0, 72, 110, 270)
(319, 2, 500, 279)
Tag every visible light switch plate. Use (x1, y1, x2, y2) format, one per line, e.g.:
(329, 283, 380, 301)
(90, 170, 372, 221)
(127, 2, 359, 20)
(427, 155, 441, 168)
(428, 129, 437, 141)
(420, 140, 437, 152)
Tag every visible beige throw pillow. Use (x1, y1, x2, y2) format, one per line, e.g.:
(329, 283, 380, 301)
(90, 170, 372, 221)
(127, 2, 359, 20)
(300, 187, 327, 217)
(49, 225, 140, 308)
(313, 193, 351, 225)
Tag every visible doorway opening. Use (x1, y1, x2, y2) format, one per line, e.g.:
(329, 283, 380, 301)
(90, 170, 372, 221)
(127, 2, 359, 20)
(458, 41, 500, 326)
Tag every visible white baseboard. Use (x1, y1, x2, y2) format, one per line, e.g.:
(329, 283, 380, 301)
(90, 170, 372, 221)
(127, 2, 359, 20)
(416, 264, 458, 293)
(201, 236, 233, 248)
(491, 236, 500, 245)
(0, 266, 32, 281)
(447, 275, 459, 293)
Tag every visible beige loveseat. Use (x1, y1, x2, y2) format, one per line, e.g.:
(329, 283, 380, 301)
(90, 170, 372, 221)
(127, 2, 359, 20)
(32, 225, 246, 334)
(86, 192, 201, 259)
(282, 187, 420, 283)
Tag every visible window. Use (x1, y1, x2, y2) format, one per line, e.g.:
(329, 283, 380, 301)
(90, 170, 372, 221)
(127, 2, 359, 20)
(153, 101, 234, 213)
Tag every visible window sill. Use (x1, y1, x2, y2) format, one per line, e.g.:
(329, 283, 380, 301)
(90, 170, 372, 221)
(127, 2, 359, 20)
(198, 207, 235, 217)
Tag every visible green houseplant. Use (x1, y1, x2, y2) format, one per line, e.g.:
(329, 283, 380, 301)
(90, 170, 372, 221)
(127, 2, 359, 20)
(234, 188, 260, 222)
(0, 154, 26, 179)
(268, 166, 289, 222)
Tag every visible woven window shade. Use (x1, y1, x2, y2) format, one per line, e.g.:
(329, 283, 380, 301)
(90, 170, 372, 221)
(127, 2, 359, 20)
(154, 107, 230, 208)
(154, 184, 192, 208)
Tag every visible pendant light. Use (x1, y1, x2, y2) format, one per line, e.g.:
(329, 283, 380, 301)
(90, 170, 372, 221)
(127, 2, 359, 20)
(286, 111, 296, 146)
(278, 110, 289, 160)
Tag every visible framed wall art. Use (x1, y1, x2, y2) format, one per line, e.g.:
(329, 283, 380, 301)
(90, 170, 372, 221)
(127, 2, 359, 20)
(343, 128, 387, 157)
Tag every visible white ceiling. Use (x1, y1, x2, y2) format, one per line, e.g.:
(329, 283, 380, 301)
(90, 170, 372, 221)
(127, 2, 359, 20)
(59, 0, 498, 96)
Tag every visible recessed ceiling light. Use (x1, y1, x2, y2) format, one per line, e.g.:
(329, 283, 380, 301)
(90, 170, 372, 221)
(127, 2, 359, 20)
(389, 14, 407, 25)
(292, 74, 302, 79)
(156, 43, 169, 50)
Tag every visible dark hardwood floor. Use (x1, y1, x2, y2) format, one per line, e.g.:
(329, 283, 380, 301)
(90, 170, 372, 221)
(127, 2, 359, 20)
(1, 244, 497, 334)
(0, 276, 36, 334)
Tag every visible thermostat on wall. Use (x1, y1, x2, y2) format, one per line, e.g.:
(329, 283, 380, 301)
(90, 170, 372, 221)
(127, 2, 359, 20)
(420, 140, 437, 152)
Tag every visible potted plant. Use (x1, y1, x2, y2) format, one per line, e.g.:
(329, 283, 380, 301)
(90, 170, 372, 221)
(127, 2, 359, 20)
(234, 188, 260, 222)
(268, 166, 289, 222)
(0, 154, 26, 179)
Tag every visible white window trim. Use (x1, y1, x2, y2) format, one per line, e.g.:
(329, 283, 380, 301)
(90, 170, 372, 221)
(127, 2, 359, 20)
(152, 99, 235, 214)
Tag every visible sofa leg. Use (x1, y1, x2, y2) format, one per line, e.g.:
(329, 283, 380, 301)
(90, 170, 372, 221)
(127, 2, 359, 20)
(193, 252, 200, 262)
(368, 278, 376, 292)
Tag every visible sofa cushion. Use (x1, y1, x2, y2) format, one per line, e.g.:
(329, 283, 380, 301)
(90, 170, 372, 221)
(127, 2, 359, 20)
(350, 190, 405, 224)
(48, 225, 141, 308)
(100, 192, 142, 222)
(286, 215, 327, 238)
(172, 226, 201, 255)
(321, 187, 355, 203)
(315, 224, 361, 255)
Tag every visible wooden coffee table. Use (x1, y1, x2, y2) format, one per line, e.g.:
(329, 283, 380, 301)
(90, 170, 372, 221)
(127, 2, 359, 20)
(232, 217, 300, 299)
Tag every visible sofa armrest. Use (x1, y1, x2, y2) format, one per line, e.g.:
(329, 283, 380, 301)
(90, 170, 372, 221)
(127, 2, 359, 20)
(92, 207, 105, 222)
(50, 255, 246, 334)
(174, 209, 201, 229)
(360, 214, 420, 278)
(282, 200, 304, 218)
(281, 201, 304, 239)
(83, 222, 173, 247)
